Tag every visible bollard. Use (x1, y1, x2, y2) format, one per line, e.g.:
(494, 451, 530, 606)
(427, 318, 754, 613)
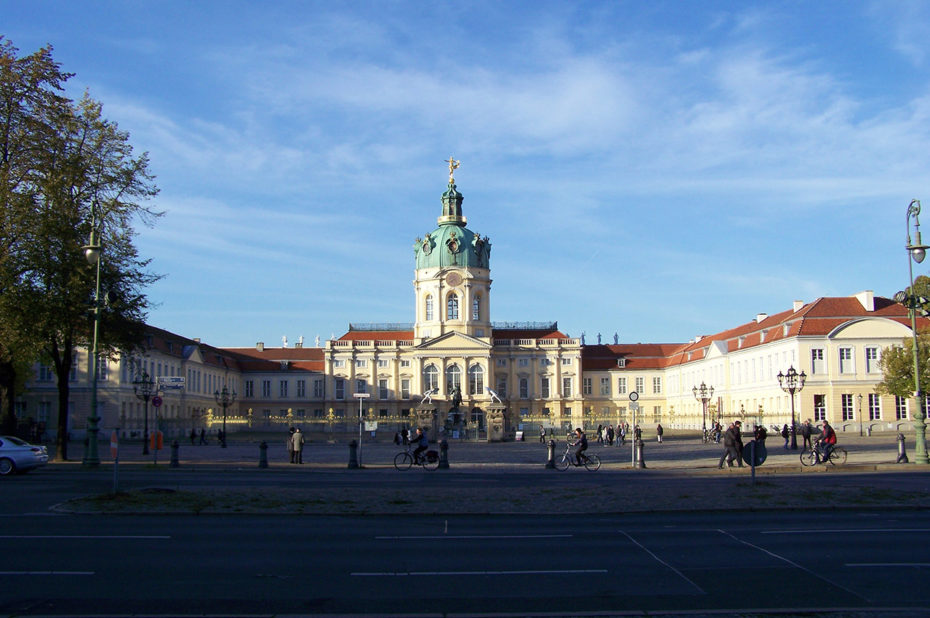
(897, 433, 909, 464)
(258, 441, 268, 468)
(170, 440, 179, 468)
(546, 439, 556, 469)
(439, 439, 449, 469)
(867, 426, 872, 437)
(348, 439, 359, 469)
(635, 438, 647, 469)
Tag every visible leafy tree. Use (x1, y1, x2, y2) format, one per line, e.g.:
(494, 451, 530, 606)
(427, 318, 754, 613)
(875, 329, 930, 400)
(0, 40, 161, 459)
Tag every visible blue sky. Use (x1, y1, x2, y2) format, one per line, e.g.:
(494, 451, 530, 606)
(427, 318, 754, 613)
(6, 1, 930, 347)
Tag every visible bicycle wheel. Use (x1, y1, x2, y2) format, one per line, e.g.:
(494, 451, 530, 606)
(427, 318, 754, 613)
(422, 454, 440, 471)
(800, 449, 817, 467)
(583, 454, 601, 471)
(555, 454, 571, 471)
(393, 452, 413, 471)
(829, 447, 847, 465)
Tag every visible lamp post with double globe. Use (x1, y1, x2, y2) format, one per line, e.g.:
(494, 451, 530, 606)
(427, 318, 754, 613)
(81, 201, 103, 467)
(133, 370, 154, 455)
(777, 366, 806, 451)
(692, 382, 714, 443)
(893, 199, 930, 464)
(214, 385, 236, 448)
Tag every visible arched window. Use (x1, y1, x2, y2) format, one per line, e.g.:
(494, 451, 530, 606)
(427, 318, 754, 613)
(423, 364, 439, 392)
(446, 364, 461, 394)
(469, 364, 484, 395)
(425, 294, 434, 321)
(472, 293, 481, 321)
(447, 293, 459, 320)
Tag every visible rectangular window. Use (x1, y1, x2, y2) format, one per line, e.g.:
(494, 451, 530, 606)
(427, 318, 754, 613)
(896, 396, 908, 420)
(355, 379, 367, 394)
(635, 377, 644, 393)
(582, 378, 592, 396)
(618, 406, 627, 420)
(811, 348, 825, 374)
(519, 407, 529, 417)
(814, 394, 826, 422)
(335, 379, 345, 400)
(541, 377, 550, 398)
(296, 380, 306, 398)
(38, 364, 54, 382)
(600, 377, 610, 396)
(518, 358, 529, 367)
(869, 393, 881, 421)
(333, 359, 346, 368)
(400, 360, 411, 368)
(70, 352, 78, 381)
(313, 379, 324, 398)
(841, 394, 854, 421)
(865, 347, 880, 373)
(377, 359, 389, 368)
(261, 380, 271, 398)
(839, 348, 854, 374)
(379, 379, 389, 400)
(379, 408, 388, 418)
(245, 380, 254, 398)
(519, 378, 529, 399)
(355, 359, 367, 368)
(496, 359, 507, 367)
(561, 358, 572, 366)
(497, 377, 507, 398)
(652, 377, 662, 394)
(562, 377, 572, 397)
(652, 406, 662, 423)
(279, 380, 288, 398)
(401, 379, 411, 400)
(617, 377, 627, 395)
(296, 409, 306, 419)
(96, 357, 108, 381)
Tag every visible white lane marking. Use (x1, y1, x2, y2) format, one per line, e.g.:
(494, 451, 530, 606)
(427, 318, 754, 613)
(619, 531, 704, 594)
(847, 563, 930, 567)
(353, 569, 606, 576)
(762, 528, 930, 534)
(0, 535, 170, 539)
(716, 529, 869, 602)
(375, 534, 573, 540)
(0, 571, 94, 576)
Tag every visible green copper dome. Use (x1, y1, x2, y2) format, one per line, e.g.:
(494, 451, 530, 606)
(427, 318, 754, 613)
(413, 181, 491, 270)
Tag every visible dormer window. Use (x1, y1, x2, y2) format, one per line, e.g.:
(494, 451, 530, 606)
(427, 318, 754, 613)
(616, 358, 626, 368)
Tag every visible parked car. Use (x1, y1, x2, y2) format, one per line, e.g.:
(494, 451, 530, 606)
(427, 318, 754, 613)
(0, 435, 49, 475)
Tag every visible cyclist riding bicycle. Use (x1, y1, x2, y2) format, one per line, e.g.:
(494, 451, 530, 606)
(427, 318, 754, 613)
(570, 427, 588, 466)
(411, 427, 429, 464)
(818, 419, 837, 461)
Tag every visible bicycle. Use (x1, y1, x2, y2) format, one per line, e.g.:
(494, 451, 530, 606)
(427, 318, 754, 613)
(554, 442, 600, 471)
(393, 445, 440, 471)
(800, 440, 847, 467)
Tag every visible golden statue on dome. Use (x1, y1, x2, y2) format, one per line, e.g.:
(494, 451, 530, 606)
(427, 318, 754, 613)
(445, 155, 460, 183)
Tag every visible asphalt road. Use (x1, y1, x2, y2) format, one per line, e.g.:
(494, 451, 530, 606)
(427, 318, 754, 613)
(2, 509, 930, 616)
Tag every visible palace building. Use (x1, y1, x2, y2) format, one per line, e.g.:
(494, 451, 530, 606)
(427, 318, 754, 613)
(16, 164, 930, 441)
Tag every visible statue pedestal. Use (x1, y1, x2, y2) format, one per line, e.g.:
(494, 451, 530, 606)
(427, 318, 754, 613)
(415, 405, 438, 442)
(486, 405, 508, 442)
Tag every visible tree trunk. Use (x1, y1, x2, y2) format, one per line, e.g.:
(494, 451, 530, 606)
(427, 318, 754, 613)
(0, 360, 16, 435)
(49, 337, 74, 461)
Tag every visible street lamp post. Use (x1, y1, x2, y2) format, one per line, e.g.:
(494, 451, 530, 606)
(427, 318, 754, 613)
(858, 393, 864, 437)
(81, 201, 103, 467)
(353, 392, 370, 466)
(214, 385, 236, 448)
(894, 199, 930, 464)
(133, 370, 154, 455)
(692, 382, 714, 442)
(777, 366, 806, 450)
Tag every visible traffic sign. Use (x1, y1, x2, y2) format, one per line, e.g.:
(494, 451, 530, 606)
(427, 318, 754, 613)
(152, 395, 163, 408)
(629, 391, 639, 401)
(629, 402, 639, 411)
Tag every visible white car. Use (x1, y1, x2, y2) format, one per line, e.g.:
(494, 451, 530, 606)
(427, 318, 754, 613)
(0, 435, 49, 475)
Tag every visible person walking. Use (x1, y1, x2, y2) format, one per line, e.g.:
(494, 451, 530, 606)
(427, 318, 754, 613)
(801, 419, 813, 450)
(606, 424, 614, 446)
(718, 421, 744, 468)
(291, 427, 305, 464)
(198, 428, 207, 445)
(287, 427, 296, 464)
(539, 426, 546, 443)
(619, 422, 627, 446)
(189, 428, 196, 446)
(781, 423, 790, 449)
(656, 423, 664, 443)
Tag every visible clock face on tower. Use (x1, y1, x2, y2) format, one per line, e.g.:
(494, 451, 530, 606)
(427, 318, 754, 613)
(446, 272, 463, 287)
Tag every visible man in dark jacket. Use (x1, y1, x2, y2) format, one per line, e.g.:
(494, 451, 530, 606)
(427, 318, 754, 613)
(718, 421, 744, 468)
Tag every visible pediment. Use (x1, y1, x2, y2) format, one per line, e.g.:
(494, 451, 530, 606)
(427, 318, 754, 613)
(828, 317, 912, 339)
(416, 331, 492, 351)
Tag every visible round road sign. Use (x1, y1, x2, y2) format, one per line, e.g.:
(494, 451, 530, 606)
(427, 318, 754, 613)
(629, 391, 639, 401)
(151, 395, 163, 408)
